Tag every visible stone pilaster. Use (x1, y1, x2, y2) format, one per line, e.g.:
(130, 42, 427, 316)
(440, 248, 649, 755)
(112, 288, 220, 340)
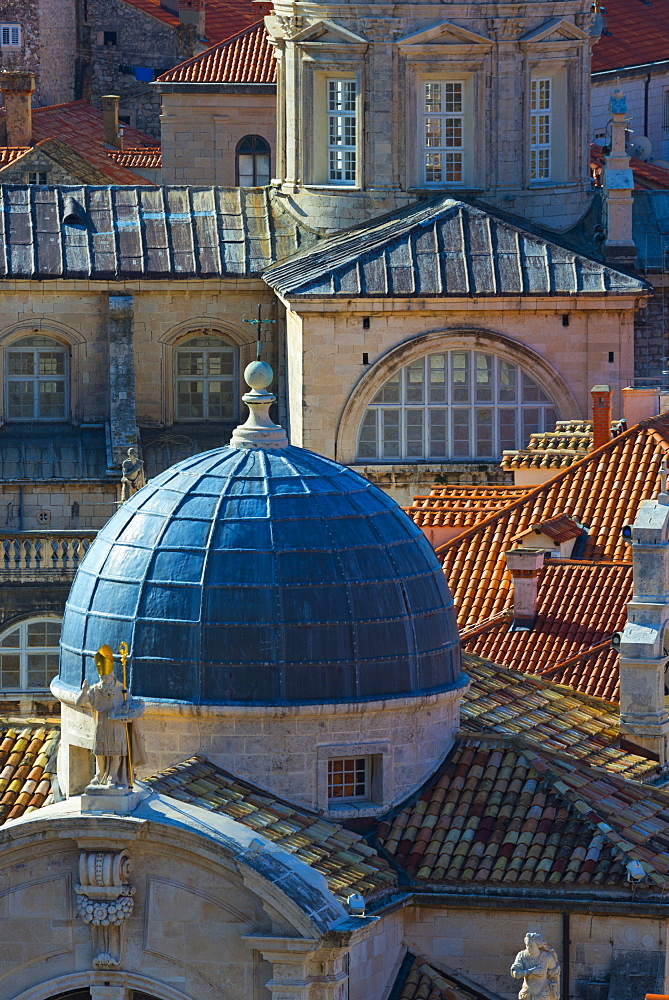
(243, 936, 349, 1000)
(108, 295, 138, 469)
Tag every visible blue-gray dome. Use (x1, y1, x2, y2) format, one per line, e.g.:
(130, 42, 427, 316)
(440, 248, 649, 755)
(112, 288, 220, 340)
(59, 445, 461, 705)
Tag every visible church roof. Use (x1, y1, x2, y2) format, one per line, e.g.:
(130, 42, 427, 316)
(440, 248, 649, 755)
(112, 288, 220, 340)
(375, 738, 669, 890)
(263, 196, 651, 299)
(0, 185, 304, 280)
(145, 756, 397, 902)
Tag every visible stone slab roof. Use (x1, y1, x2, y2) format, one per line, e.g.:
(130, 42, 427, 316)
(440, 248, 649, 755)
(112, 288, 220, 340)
(376, 737, 669, 890)
(461, 655, 654, 780)
(0, 723, 59, 825)
(0, 185, 304, 279)
(145, 756, 398, 902)
(0, 424, 108, 480)
(591, 0, 669, 73)
(263, 196, 651, 299)
(157, 21, 276, 85)
(405, 486, 529, 530)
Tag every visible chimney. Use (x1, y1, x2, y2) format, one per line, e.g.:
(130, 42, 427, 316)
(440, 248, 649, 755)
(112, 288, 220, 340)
(591, 384, 612, 450)
(101, 95, 122, 149)
(0, 70, 35, 147)
(505, 547, 545, 629)
(179, 0, 205, 37)
(621, 385, 660, 426)
(603, 89, 636, 266)
(619, 495, 669, 763)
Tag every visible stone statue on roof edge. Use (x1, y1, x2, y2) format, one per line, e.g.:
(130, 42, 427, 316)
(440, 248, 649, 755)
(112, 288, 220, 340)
(511, 932, 561, 1000)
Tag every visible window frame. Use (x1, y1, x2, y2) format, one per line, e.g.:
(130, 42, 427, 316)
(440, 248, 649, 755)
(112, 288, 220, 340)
(0, 617, 61, 693)
(530, 77, 552, 182)
(326, 78, 358, 185)
(235, 134, 271, 187)
(173, 334, 239, 423)
(356, 349, 558, 463)
(0, 24, 21, 48)
(327, 755, 370, 803)
(4, 335, 69, 422)
(420, 79, 467, 187)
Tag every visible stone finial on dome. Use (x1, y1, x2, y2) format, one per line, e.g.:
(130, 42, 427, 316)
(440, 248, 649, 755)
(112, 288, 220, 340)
(230, 360, 289, 450)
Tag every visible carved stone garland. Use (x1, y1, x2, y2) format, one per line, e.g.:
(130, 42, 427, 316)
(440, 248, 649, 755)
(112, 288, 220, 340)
(75, 849, 135, 969)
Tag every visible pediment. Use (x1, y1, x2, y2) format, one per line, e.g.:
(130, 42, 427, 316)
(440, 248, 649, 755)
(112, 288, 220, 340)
(293, 19, 368, 45)
(397, 20, 492, 47)
(521, 17, 589, 42)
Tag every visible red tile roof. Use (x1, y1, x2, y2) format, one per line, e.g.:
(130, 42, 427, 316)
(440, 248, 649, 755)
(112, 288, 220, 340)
(405, 485, 529, 530)
(0, 723, 59, 824)
(514, 514, 584, 545)
(501, 419, 597, 472)
(0, 147, 31, 166)
(592, 0, 669, 73)
(376, 738, 669, 889)
(158, 20, 275, 84)
(108, 147, 162, 169)
(591, 145, 669, 191)
(123, 0, 272, 45)
(460, 654, 654, 777)
(13, 101, 160, 184)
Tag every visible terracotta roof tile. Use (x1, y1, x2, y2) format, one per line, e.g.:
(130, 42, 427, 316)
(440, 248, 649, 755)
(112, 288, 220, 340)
(108, 148, 162, 169)
(591, 0, 669, 73)
(0, 101, 161, 184)
(461, 655, 655, 780)
(405, 485, 530, 529)
(158, 21, 276, 84)
(123, 0, 271, 45)
(394, 955, 491, 1000)
(145, 756, 397, 901)
(376, 738, 669, 889)
(439, 415, 669, 702)
(0, 722, 59, 824)
(501, 419, 597, 471)
(513, 514, 584, 545)
(0, 147, 31, 166)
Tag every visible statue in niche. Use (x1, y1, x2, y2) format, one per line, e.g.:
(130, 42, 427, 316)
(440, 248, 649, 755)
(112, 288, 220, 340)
(120, 446, 145, 501)
(511, 932, 561, 1000)
(75, 644, 145, 787)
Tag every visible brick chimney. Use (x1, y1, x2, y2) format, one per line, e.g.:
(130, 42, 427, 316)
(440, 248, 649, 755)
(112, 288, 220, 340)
(505, 547, 545, 629)
(0, 71, 35, 147)
(101, 95, 122, 149)
(591, 384, 612, 450)
(179, 0, 205, 36)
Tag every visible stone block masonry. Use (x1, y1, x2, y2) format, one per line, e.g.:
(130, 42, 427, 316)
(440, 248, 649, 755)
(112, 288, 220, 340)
(0, 0, 76, 106)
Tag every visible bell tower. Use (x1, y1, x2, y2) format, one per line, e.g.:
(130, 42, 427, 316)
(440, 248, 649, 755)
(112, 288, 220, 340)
(266, 1, 600, 233)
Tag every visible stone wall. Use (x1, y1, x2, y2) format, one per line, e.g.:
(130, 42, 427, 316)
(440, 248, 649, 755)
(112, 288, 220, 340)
(160, 89, 277, 185)
(0, 0, 76, 106)
(87, 0, 195, 137)
(634, 277, 669, 381)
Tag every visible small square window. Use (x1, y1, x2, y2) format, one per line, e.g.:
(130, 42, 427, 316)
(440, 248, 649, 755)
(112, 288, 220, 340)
(327, 756, 369, 801)
(0, 24, 21, 48)
(103, 30, 117, 46)
(28, 172, 48, 185)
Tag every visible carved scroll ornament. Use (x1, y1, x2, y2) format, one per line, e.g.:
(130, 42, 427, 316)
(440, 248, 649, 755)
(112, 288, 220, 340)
(75, 849, 135, 969)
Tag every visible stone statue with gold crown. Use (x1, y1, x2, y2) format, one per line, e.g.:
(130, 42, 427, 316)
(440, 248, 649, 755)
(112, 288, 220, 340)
(75, 643, 146, 788)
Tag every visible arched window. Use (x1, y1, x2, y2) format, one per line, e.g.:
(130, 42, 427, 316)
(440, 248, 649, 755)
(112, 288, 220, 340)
(174, 334, 237, 421)
(357, 350, 558, 462)
(0, 617, 61, 692)
(236, 134, 271, 186)
(5, 335, 68, 420)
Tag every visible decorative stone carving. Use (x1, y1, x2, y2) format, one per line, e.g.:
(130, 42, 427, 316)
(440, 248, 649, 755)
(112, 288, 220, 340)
(486, 17, 523, 39)
(75, 849, 135, 969)
(121, 446, 145, 501)
(276, 14, 304, 38)
(362, 18, 405, 41)
(511, 933, 560, 1000)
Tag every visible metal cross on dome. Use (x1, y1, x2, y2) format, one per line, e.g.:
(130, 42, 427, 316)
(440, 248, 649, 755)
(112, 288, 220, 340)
(243, 304, 276, 361)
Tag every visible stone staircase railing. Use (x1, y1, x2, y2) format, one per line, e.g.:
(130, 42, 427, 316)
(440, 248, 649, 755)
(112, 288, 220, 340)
(0, 531, 96, 577)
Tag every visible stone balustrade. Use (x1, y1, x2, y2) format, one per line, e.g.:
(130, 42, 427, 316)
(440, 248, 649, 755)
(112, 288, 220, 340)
(0, 531, 96, 578)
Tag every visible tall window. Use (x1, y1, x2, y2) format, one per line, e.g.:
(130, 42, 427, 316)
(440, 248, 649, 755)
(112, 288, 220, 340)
(174, 335, 237, 421)
(0, 24, 21, 47)
(236, 135, 271, 187)
(357, 350, 558, 462)
(530, 79, 551, 181)
(0, 618, 61, 692)
(327, 79, 357, 184)
(5, 335, 68, 421)
(422, 81, 465, 185)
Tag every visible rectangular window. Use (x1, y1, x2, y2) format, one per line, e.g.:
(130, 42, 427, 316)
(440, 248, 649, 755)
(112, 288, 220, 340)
(28, 172, 48, 185)
(327, 757, 369, 801)
(530, 79, 551, 180)
(327, 79, 356, 184)
(422, 81, 464, 185)
(0, 24, 21, 47)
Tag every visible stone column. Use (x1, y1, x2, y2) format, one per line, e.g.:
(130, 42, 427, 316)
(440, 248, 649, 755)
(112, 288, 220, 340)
(243, 935, 349, 1000)
(603, 90, 636, 265)
(108, 295, 138, 469)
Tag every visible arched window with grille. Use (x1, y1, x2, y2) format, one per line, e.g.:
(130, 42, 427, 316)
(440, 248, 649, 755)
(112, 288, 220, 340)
(236, 134, 271, 187)
(4, 335, 68, 420)
(174, 334, 238, 421)
(357, 349, 558, 462)
(0, 617, 61, 692)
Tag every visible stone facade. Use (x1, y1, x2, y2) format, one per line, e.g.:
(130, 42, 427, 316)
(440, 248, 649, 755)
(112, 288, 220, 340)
(160, 90, 276, 185)
(633, 276, 669, 381)
(592, 66, 669, 164)
(0, 0, 77, 106)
